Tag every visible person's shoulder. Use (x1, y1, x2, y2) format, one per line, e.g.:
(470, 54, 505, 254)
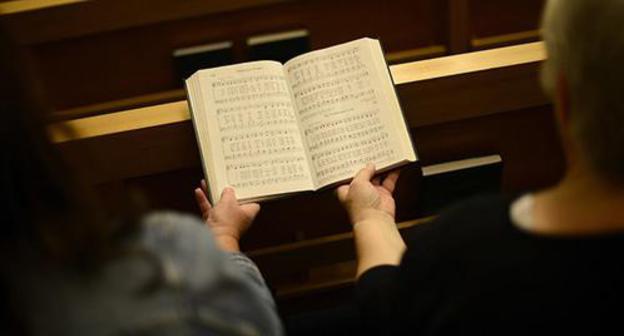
(139, 211, 225, 289)
(139, 212, 284, 335)
(429, 194, 518, 243)
(141, 210, 206, 234)
(438, 194, 514, 224)
(140, 211, 219, 260)
(405, 194, 515, 252)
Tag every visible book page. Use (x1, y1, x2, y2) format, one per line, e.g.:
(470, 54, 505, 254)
(188, 61, 314, 202)
(284, 38, 416, 188)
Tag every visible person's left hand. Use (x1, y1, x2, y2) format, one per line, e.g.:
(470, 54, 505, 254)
(194, 180, 260, 252)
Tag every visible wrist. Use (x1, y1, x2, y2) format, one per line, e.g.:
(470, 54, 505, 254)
(213, 234, 241, 252)
(352, 217, 406, 278)
(350, 209, 394, 227)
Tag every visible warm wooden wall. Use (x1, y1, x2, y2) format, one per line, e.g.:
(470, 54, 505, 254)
(469, 0, 545, 49)
(2, 0, 545, 116)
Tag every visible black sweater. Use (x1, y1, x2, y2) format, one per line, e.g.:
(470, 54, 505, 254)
(357, 195, 624, 335)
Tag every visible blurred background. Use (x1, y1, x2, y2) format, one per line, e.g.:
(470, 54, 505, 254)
(1, 0, 544, 119)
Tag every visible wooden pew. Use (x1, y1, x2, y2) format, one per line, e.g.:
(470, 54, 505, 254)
(2, 0, 448, 111)
(448, 0, 545, 53)
(48, 43, 565, 312)
(463, 0, 545, 51)
(2, 0, 546, 118)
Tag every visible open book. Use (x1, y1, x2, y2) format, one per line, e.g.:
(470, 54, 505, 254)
(186, 38, 417, 203)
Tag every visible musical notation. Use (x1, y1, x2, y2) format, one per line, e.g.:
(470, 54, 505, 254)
(287, 47, 363, 89)
(312, 129, 396, 184)
(286, 46, 399, 184)
(212, 74, 290, 104)
(225, 157, 308, 189)
(305, 112, 381, 150)
(210, 66, 312, 190)
(221, 129, 301, 160)
(216, 101, 297, 132)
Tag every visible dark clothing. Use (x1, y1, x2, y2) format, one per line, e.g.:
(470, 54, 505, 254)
(357, 195, 624, 335)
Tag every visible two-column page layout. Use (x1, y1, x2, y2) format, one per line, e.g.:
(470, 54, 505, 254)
(186, 38, 417, 203)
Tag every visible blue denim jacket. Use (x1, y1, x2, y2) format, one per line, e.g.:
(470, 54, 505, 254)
(11, 212, 283, 336)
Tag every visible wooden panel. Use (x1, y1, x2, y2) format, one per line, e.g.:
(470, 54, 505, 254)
(50, 89, 186, 122)
(3, 0, 551, 115)
(448, 0, 470, 54)
(17, 0, 446, 110)
(412, 106, 564, 193)
(0, 0, 80, 15)
(3, 0, 549, 113)
(468, 0, 545, 48)
(51, 42, 543, 121)
(50, 43, 547, 143)
(248, 218, 430, 281)
(399, 62, 547, 126)
(0, 0, 290, 44)
(472, 30, 540, 50)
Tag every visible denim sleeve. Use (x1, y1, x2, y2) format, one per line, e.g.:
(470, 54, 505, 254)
(227, 252, 276, 309)
(140, 211, 283, 335)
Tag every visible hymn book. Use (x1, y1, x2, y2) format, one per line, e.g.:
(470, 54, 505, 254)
(186, 38, 417, 203)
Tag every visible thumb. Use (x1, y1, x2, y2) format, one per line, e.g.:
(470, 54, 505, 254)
(220, 187, 237, 205)
(240, 203, 261, 220)
(336, 185, 349, 203)
(353, 162, 376, 184)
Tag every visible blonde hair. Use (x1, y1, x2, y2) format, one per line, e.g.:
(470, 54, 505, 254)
(541, 0, 624, 183)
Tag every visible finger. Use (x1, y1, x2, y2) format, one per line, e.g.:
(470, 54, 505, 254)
(382, 170, 401, 193)
(194, 188, 212, 215)
(241, 203, 261, 220)
(220, 187, 237, 204)
(336, 185, 350, 203)
(196, 183, 210, 200)
(194, 188, 212, 210)
(353, 162, 376, 183)
(201, 179, 209, 194)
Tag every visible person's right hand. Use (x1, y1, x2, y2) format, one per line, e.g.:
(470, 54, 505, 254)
(337, 163, 400, 226)
(336, 163, 405, 277)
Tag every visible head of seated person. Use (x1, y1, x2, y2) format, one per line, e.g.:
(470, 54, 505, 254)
(0, 26, 282, 336)
(0, 26, 148, 333)
(533, 0, 624, 234)
(0, 32, 141, 267)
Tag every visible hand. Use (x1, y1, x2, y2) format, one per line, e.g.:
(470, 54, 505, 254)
(194, 180, 260, 252)
(336, 163, 405, 277)
(337, 163, 400, 225)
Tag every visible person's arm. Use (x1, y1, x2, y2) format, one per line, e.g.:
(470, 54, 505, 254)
(194, 180, 259, 253)
(141, 211, 282, 335)
(336, 163, 406, 278)
(191, 182, 282, 334)
(194, 181, 273, 294)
